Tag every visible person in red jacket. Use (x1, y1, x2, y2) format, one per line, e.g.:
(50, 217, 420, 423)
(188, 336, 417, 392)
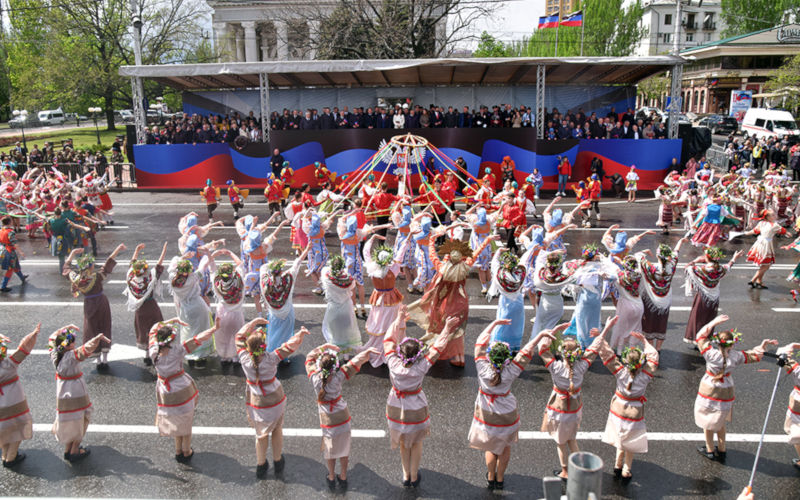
(587, 173, 602, 224)
(201, 179, 219, 221)
(557, 156, 572, 196)
(483, 167, 497, 192)
(500, 194, 526, 254)
(366, 182, 399, 236)
(264, 176, 283, 217)
(500, 155, 516, 183)
(443, 171, 459, 212)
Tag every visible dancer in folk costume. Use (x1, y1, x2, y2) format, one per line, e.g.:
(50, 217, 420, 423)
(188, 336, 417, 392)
(520, 224, 576, 311)
(487, 248, 527, 352)
(306, 344, 380, 492)
(64, 244, 126, 371)
(602, 224, 655, 260)
(465, 205, 496, 294)
(226, 179, 246, 219)
(469, 320, 556, 491)
(694, 315, 776, 462)
(259, 245, 311, 358)
(409, 232, 496, 367)
(608, 256, 644, 355)
(683, 247, 742, 345)
(337, 213, 390, 318)
(744, 209, 787, 289)
(654, 186, 679, 235)
(125, 242, 168, 365)
(236, 318, 311, 478)
(542, 197, 580, 252)
(530, 248, 582, 339)
(209, 249, 247, 366)
(303, 210, 339, 295)
(240, 217, 288, 318)
(777, 342, 800, 470)
(234, 213, 276, 260)
(563, 244, 617, 349)
(285, 192, 307, 255)
(596, 330, 658, 482)
(781, 232, 800, 302)
(537, 317, 617, 479)
(49, 326, 109, 462)
(0, 216, 28, 292)
(178, 212, 224, 298)
(391, 203, 417, 285)
(149, 318, 219, 463)
(384, 307, 459, 488)
(167, 255, 214, 368)
(201, 178, 220, 221)
(320, 255, 362, 358)
(0, 323, 39, 468)
(410, 214, 436, 293)
(362, 234, 412, 368)
(625, 165, 639, 202)
(636, 239, 687, 351)
(691, 198, 739, 248)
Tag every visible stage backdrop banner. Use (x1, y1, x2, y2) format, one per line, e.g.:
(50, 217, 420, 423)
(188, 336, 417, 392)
(133, 129, 681, 192)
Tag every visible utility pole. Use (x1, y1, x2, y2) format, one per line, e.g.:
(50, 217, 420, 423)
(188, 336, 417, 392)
(673, 0, 681, 55)
(129, 0, 146, 144)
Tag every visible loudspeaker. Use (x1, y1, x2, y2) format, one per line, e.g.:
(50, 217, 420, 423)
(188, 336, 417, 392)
(125, 125, 137, 164)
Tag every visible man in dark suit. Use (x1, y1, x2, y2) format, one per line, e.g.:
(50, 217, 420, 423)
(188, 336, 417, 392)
(270, 148, 284, 178)
(621, 120, 634, 138)
(300, 110, 316, 130)
(376, 107, 391, 128)
(458, 106, 472, 128)
(444, 106, 458, 128)
(319, 107, 335, 129)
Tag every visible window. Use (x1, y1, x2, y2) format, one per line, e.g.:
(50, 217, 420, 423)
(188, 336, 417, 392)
(705, 33, 712, 41)
(663, 33, 671, 43)
(755, 118, 765, 127)
(665, 14, 672, 25)
(686, 33, 694, 42)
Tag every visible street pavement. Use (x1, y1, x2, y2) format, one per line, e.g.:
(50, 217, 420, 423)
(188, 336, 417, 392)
(1, 191, 799, 499)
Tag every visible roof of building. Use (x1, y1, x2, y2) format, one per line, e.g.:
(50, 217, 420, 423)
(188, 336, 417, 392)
(119, 56, 685, 90)
(681, 24, 800, 57)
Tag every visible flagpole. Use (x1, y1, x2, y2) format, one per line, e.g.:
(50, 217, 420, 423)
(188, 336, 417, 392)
(555, 16, 559, 57)
(580, 6, 586, 56)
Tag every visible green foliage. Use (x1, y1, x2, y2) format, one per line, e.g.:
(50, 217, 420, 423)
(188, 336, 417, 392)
(721, 0, 799, 38)
(765, 53, 800, 111)
(499, 0, 646, 57)
(637, 74, 670, 106)
(473, 31, 512, 58)
(2, 0, 210, 128)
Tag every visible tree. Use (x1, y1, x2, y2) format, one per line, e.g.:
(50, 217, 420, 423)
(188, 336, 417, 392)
(499, 0, 647, 58)
(287, 0, 498, 59)
(764, 53, 800, 111)
(637, 74, 671, 109)
(473, 31, 512, 58)
(4, 0, 210, 129)
(721, 0, 799, 38)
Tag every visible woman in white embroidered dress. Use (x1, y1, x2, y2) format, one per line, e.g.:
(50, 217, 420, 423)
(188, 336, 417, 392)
(0, 323, 39, 468)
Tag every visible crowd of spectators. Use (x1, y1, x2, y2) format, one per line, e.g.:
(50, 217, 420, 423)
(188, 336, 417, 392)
(141, 104, 676, 145)
(1, 138, 127, 181)
(721, 133, 800, 180)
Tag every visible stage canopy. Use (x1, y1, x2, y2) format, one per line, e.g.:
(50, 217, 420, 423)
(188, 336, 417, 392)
(120, 55, 686, 143)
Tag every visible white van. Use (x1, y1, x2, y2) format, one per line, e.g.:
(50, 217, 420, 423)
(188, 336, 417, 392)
(37, 108, 66, 126)
(741, 108, 800, 141)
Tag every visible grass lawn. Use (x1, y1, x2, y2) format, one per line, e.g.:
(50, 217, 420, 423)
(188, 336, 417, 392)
(2, 126, 123, 151)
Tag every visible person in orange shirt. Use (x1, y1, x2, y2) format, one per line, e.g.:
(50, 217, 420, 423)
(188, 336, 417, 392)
(587, 173, 603, 224)
(264, 176, 284, 217)
(365, 182, 399, 237)
(483, 167, 497, 192)
(201, 179, 219, 221)
(500, 194, 526, 255)
(280, 162, 294, 203)
(500, 156, 516, 184)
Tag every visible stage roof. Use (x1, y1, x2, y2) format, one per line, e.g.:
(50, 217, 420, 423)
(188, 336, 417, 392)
(119, 56, 684, 90)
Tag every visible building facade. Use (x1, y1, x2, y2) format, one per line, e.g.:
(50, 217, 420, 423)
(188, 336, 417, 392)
(207, 0, 448, 62)
(545, 0, 576, 16)
(678, 24, 800, 115)
(634, 0, 724, 56)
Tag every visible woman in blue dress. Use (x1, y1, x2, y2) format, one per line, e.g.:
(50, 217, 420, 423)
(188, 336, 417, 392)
(410, 215, 435, 294)
(338, 214, 391, 318)
(488, 248, 527, 352)
(303, 210, 340, 295)
(392, 203, 417, 284)
(465, 205, 495, 295)
(563, 243, 616, 349)
(259, 244, 310, 364)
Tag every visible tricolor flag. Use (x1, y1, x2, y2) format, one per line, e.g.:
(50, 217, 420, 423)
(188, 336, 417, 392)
(560, 10, 583, 27)
(538, 12, 560, 29)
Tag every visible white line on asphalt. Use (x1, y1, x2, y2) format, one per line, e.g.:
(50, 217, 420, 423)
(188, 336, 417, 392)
(0, 302, 697, 312)
(772, 308, 800, 312)
(30, 423, 384, 438)
(27, 424, 784, 442)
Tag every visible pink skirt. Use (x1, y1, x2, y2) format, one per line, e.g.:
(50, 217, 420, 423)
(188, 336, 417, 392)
(691, 223, 723, 247)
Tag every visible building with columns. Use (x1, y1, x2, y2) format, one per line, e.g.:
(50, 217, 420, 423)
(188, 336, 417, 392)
(207, 0, 448, 62)
(678, 24, 800, 115)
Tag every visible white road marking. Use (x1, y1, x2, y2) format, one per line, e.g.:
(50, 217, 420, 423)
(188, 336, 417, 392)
(772, 308, 800, 312)
(27, 423, 785, 442)
(1, 302, 697, 312)
(30, 344, 143, 362)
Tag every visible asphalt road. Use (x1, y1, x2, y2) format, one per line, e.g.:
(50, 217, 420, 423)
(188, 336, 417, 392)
(2, 191, 799, 499)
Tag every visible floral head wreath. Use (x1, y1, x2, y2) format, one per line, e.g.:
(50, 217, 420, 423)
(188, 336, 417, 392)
(581, 243, 599, 260)
(76, 253, 95, 270)
(488, 341, 512, 371)
(268, 259, 286, 275)
(396, 337, 424, 365)
(704, 246, 725, 262)
(316, 349, 341, 378)
(216, 262, 235, 280)
(48, 326, 77, 353)
(372, 244, 394, 267)
(0, 334, 9, 361)
(499, 250, 520, 271)
(176, 259, 193, 275)
(559, 340, 583, 364)
(154, 321, 178, 347)
(546, 252, 564, 269)
(657, 243, 673, 259)
(131, 258, 149, 275)
(622, 256, 638, 272)
(249, 326, 268, 357)
(621, 346, 644, 372)
(710, 328, 742, 348)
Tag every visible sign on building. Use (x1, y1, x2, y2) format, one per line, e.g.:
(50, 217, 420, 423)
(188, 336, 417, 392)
(729, 90, 752, 122)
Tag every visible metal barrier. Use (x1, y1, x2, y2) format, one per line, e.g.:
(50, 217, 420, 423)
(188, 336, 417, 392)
(705, 145, 728, 170)
(10, 162, 137, 189)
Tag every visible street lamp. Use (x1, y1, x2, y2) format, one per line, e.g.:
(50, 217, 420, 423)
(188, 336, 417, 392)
(11, 109, 28, 153)
(88, 107, 103, 145)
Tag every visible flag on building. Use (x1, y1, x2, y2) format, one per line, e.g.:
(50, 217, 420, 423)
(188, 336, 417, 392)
(560, 10, 583, 27)
(538, 12, 560, 29)
(710, 78, 719, 86)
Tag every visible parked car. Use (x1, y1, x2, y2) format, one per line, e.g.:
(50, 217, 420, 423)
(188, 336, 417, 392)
(114, 109, 134, 123)
(740, 108, 800, 141)
(636, 106, 665, 121)
(8, 116, 40, 128)
(37, 109, 66, 126)
(64, 112, 89, 122)
(696, 114, 739, 135)
(678, 114, 691, 125)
